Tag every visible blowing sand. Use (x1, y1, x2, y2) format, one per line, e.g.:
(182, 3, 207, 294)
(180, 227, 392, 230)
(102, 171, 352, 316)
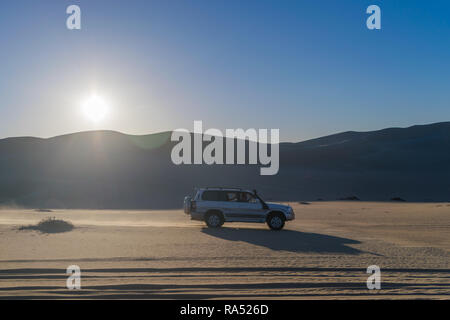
(0, 201, 448, 299)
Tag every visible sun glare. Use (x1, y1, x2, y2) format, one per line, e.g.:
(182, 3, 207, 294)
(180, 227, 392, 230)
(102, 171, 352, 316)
(82, 95, 109, 123)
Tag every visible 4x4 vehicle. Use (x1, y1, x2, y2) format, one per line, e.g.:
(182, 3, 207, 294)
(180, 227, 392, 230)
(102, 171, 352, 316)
(183, 188, 295, 230)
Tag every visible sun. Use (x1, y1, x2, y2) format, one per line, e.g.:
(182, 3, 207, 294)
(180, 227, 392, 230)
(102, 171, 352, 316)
(82, 94, 109, 123)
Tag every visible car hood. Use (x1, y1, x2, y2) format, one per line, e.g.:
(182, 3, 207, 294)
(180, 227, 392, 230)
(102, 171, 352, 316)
(266, 202, 290, 211)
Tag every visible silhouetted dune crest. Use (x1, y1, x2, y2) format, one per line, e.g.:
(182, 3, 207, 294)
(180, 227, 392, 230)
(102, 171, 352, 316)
(0, 121, 449, 208)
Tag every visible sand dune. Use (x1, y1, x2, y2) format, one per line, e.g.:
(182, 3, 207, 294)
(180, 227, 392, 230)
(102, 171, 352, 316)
(2, 122, 450, 209)
(0, 202, 449, 299)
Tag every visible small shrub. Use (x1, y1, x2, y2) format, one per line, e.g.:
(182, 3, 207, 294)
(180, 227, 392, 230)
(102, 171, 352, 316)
(19, 217, 74, 234)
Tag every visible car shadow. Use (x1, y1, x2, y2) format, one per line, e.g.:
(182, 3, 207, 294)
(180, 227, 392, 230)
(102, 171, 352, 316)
(201, 227, 362, 254)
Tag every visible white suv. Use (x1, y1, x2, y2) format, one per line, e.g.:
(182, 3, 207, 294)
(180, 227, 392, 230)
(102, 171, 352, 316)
(183, 188, 295, 230)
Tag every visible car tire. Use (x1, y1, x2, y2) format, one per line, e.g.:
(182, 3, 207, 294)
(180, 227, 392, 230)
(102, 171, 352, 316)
(205, 211, 224, 228)
(267, 213, 285, 230)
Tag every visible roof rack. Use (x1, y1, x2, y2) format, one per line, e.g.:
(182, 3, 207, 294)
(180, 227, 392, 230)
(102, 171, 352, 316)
(198, 187, 246, 191)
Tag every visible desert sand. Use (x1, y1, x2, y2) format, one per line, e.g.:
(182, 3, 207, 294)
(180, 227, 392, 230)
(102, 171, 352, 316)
(0, 201, 449, 299)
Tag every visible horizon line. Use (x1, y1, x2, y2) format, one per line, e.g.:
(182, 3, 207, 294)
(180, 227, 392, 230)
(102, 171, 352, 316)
(0, 120, 449, 144)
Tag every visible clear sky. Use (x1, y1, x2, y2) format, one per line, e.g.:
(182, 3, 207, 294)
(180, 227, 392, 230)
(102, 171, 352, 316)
(0, 0, 449, 142)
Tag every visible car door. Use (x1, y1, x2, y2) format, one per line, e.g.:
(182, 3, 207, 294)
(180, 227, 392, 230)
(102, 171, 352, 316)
(238, 192, 266, 221)
(220, 191, 240, 221)
(224, 192, 265, 222)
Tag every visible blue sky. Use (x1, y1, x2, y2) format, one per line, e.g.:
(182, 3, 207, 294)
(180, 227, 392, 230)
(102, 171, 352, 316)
(0, 0, 449, 141)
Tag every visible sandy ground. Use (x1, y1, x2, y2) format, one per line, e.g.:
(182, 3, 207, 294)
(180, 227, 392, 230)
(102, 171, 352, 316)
(0, 201, 449, 299)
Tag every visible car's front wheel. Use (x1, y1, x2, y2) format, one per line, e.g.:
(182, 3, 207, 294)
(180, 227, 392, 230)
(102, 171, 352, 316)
(205, 212, 224, 228)
(267, 213, 285, 230)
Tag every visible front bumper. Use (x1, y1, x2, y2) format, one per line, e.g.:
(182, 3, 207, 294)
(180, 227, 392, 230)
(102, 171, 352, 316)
(286, 210, 295, 221)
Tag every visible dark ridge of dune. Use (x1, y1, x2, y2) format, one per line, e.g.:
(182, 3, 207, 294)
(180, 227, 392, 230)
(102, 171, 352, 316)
(391, 197, 406, 202)
(0, 122, 449, 208)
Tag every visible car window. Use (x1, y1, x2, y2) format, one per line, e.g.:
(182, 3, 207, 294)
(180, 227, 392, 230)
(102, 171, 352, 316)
(202, 191, 220, 201)
(218, 192, 229, 201)
(226, 192, 239, 202)
(202, 191, 228, 201)
(239, 192, 257, 203)
(201, 190, 258, 202)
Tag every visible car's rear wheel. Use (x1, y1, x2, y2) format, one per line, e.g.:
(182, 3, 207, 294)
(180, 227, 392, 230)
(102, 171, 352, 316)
(205, 212, 224, 228)
(267, 213, 285, 230)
